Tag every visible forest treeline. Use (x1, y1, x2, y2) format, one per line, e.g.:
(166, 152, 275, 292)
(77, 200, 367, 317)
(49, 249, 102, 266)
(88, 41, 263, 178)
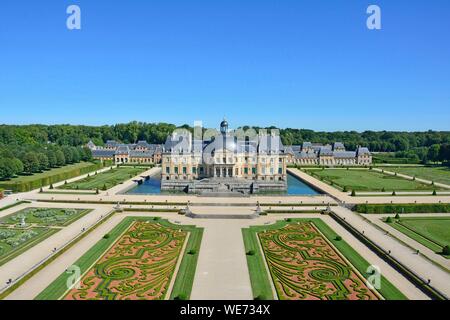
(1, 122, 450, 180)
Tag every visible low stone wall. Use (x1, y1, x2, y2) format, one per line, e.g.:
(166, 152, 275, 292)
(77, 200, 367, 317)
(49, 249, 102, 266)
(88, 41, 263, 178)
(161, 178, 287, 195)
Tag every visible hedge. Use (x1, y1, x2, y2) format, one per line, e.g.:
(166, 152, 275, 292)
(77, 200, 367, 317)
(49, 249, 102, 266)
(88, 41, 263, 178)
(0, 162, 104, 193)
(355, 203, 450, 214)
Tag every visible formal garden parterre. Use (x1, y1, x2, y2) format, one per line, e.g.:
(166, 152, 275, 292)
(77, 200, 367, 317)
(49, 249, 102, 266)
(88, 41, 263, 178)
(36, 217, 203, 300)
(386, 166, 450, 186)
(305, 168, 440, 192)
(0, 207, 92, 227)
(243, 219, 406, 300)
(385, 216, 450, 258)
(57, 166, 146, 191)
(0, 227, 58, 266)
(0, 207, 92, 266)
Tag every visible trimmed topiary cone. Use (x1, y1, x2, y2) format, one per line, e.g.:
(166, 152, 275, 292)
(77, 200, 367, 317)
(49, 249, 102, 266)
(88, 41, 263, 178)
(442, 245, 450, 256)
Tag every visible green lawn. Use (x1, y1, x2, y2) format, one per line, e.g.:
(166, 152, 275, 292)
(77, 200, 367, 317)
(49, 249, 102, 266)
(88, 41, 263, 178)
(0, 208, 92, 227)
(0, 227, 58, 266)
(58, 167, 146, 190)
(36, 217, 203, 300)
(0, 162, 103, 192)
(388, 166, 450, 186)
(242, 218, 406, 300)
(307, 168, 438, 192)
(386, 217, 450, 258)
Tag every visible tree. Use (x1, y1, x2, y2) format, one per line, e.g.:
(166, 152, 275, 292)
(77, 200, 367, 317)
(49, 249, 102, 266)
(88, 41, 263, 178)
(0, 158, 16, 179)
(37, 153, 49, 171)
(46, 150, 58, 167)
(62, 146, 74, 164)
(55, 150, 66, 166)
(11, 158, 23, 175)
(70, 147, 81, 163)
(81, 147, 93, 161)
(438, 144, 450, 164)
(22, 152, 40, 174)
(427, 144, 440, 163)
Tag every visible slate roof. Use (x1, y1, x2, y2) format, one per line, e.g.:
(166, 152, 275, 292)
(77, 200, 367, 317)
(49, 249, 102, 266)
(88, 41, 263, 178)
(115, 145, 130, 154)
(333, 151, 356, 158)
(92, 150, 115, 157)
(316, 146, 332, 156)
(130, 150, 155, 158)
(356, 147, 371, 156)
(333, 142, 345, 150)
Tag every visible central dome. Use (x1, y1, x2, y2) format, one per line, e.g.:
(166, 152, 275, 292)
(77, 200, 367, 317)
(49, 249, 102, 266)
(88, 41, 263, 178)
(220, 119, 229, 134)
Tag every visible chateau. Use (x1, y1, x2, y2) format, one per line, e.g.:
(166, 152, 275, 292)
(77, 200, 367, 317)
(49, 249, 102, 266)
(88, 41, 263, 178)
(87, 122, 372, 188)
(286, 142, 372, 166)
(161, 120, 288, 194)
(88, 140, 163, 164)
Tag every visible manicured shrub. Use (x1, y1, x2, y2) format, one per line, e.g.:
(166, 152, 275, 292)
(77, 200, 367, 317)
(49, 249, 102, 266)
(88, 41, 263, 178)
(385, 217, 393, 223)
(96, 188, 99, 194)
(381, 187, 386, 192)
(247, 250, 256, 256)
(0, 162, 103, 192)
(103, 234, 110, 239)
(285, 218, 292, 222)
(174, 294, 187, 300)
(254, 294, 266, 300)
(351, 190, 356, 197)
(432, 190, 437, 196)
(334, 236, 342, 241)
(392, 191, 396, 196)
(49, 184, 54, 189)
(64, 180, 68, 185)
(187, 249, 196, 255)
(355, 204, 450, 214)
(442, 245, 450, 256)
(102, 184, 107, 191)
(343, 186, 348, 192)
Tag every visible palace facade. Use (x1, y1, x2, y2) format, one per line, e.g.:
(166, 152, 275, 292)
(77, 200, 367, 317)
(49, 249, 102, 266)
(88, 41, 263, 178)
(87, 140, 163, 164)
(285, 142, 372, 166)
(161, 120, 288, 194)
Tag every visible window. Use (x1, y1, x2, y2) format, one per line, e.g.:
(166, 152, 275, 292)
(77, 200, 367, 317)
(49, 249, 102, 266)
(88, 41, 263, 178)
(252, 167, 256, 174)
(192, 167, 197, 174)
(183, 167, 187, 174)
(175, 167, 179, 174)
(278, 168, 283, 174)
(244, 168, 248, 174)
(166, 167, 170, 174)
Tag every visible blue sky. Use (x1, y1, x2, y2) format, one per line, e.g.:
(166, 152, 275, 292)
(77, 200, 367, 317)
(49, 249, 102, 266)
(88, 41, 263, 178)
(1, 0, 449, 131)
